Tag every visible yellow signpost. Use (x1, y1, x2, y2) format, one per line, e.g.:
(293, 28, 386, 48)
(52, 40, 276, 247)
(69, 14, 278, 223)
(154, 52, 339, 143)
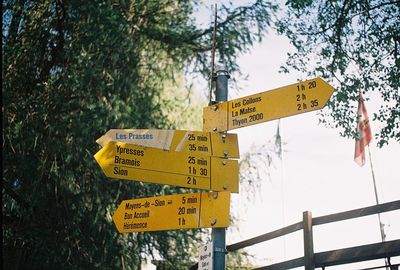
(96, 129, 239, 158)
(94, 142, 239, 192)
(113, 191, 230, 232)
(203, 77, 334, 132)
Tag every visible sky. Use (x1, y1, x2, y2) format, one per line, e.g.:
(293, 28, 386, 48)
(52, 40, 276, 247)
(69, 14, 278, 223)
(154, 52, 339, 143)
(145, 1, 399, 269)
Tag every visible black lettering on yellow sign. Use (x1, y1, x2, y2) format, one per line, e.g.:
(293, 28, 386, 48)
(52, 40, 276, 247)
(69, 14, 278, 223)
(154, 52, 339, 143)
(114, 167, 128, 176)
(116, 145, 144, 156)
(134, 211, 150, 218)
(124, 222, 147, 229)
(203, 77, 334, 132)
(114, 156, 140, 167)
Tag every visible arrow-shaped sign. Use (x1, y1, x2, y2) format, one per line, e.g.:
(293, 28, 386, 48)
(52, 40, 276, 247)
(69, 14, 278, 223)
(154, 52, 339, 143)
(94, 142, 239, 192)
(113, 191, 230, 232)
(96, 129, 239, 158)
(203, 77, 334, 132)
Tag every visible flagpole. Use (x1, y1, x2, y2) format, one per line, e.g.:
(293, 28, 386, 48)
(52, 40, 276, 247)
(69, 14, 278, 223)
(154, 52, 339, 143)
(276, 120, 287, 260)
(367, 145, 389, 269)
(355, 92, 389, 269)
(367, 145, 386, 241)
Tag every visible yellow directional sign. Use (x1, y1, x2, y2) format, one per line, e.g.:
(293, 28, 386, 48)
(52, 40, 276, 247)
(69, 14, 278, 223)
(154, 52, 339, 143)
(203, 77, 334, 132)
(96, 129, 239, 158)
(94, 142, 239, 192)
(113, 191, 230, 232)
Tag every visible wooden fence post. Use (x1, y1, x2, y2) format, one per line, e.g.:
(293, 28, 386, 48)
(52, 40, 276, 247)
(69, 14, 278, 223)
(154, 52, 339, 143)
(303, 211, 315, 270)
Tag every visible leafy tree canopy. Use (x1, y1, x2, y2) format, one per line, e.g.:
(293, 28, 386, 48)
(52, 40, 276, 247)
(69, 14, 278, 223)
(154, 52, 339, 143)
(276, 0, 399, 147)
(2, 0, 277, 269)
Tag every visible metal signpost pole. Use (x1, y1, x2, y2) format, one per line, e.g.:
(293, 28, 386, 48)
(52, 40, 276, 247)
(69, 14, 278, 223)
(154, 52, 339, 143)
(212, 66, 230, 270)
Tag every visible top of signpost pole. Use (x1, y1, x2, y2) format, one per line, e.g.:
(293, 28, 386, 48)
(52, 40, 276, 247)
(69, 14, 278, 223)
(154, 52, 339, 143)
(215, 65, 229, 103)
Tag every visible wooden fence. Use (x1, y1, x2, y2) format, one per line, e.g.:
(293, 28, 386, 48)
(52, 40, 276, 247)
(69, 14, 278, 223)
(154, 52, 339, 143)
(225, 200, 400, 270)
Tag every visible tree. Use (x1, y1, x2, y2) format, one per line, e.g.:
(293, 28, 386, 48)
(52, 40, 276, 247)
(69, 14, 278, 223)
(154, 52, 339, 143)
(2, 1, 277, 269)
(276, 0, 399, 147)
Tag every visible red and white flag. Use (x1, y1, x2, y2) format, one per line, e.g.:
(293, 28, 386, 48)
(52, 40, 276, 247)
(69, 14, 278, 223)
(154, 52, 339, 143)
(354, 93, 372, 166)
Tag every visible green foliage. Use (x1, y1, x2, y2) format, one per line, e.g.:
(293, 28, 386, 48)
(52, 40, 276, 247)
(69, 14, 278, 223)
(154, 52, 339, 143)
(159, 73, 205, 131)
(226, 250, 256, 270)
(2, 0, 277, 269)
(276, 0, 399, 147)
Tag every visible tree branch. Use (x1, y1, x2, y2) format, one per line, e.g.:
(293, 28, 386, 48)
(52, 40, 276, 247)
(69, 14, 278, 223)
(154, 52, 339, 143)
(351, 0, 400, 19)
